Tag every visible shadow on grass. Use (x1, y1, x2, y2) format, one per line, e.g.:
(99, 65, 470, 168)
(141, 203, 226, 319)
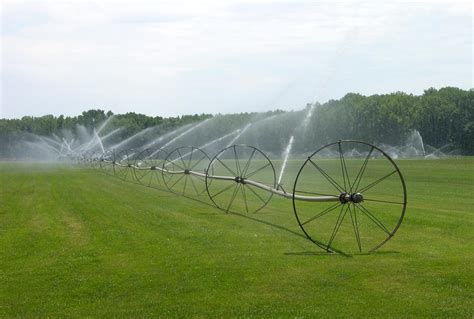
(354, 251, 401, 256)
(283, 250, 400, 257)
(284, 251, 347, 257)
(94, 168, 396, 258)
(105, 171, 313, 240)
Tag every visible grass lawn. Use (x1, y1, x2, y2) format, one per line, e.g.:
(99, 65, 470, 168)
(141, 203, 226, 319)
(0, 158, 472, 317)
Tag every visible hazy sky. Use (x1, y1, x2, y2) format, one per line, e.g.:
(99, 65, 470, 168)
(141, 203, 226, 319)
(1, 0, 472, 119)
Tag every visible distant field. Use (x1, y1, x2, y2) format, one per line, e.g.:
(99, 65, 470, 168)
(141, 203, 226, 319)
(0, 158, 473, 317)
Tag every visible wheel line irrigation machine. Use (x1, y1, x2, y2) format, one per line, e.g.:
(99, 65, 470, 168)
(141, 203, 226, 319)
(81, 140, 407, 255)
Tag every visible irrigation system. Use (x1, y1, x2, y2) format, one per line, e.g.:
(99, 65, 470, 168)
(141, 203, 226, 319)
(81, 140, 407, 254)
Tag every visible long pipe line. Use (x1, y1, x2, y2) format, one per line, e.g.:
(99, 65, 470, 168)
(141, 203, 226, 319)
(101, 160, 339, 202)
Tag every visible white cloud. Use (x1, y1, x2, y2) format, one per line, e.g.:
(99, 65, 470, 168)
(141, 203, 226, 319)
(1, 0, 472, 118)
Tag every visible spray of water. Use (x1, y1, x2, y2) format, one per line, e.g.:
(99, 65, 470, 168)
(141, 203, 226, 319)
(277, 135, 294, 186)
(110, 127, 155, 151)
(93, 129, 105, 154)
(25, 140, 60, 157)
(62, 138, 74, 154)
(411, 130, 426, 156)
(100, 127, 123, 142)
(301, 103, 315, 130)
(198, 129, 241, 150)
(96, 115, 115, 135)
(141, 123, 193, 150)
(160, 118, 211, 150)
(41, 136, 63, 148)
(163, 127, 242, 165)
(225, 123, 252, 147)
(276, 103, 315, 184)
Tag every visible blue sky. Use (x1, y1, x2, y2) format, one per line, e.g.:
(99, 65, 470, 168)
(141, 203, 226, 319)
(1, 0, 472, 119)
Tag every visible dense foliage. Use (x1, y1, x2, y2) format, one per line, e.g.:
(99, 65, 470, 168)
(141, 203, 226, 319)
(306, 87, 473, 154)
(0, 87, 472, 158)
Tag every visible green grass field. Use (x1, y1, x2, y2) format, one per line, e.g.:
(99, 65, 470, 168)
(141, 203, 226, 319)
(0, 158, 473, 317)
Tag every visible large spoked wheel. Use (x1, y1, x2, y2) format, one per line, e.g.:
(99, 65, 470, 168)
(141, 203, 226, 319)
(114, 149, 137, 182)
(206, 145, 276, 214)
(162, 146, 211, 196)
(292, 140, 407, 254)
(133, 148, 168, 188)
(99, 150, 115, 175)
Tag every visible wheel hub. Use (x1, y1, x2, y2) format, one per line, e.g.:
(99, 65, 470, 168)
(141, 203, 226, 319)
(234, 176, 246, 184)
(339, 192, 364, 204)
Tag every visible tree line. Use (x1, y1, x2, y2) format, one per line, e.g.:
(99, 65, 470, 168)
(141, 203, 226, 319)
(306, 87, 473, 154)
(0, 86, 472, 158)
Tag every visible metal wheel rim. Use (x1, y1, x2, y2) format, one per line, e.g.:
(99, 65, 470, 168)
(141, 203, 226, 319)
(113, 149, 137, 182)
(162, 146, 211, 196)
(206, 144, 276, 214)
(133, 148, 168, 188)
(292, 140, 407, 253)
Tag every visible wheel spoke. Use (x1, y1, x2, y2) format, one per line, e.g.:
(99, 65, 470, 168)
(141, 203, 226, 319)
(190, 155, 207, 171)
(308, 159, 344, 193)
(245, 163, 271, 179)
(188, 147, 194, 169)
(327, 205, 349, 251)
(349, 204, 362, 252)
(357, 170, 397, 193)
(138, 168, 152, 181)
(211, 182, 236, 199)
(170, 159, 186, 171)
(233, 146, 242, 176)
(241, 148, 256, 177)
(226, 184, 240, 213)
(169, 173, 186, 190)
(338, 142, 351, 191)
(351, 146, 374, 191)
(177, 149, 188, 170)
(154, 171, 162, 186)
(355, 203, 391, 235)
(363, 198, 405, 205)
(301, 202, 342, 226)
(215, 158, 237, 176)
(189, 175, 201, 195)
(244, 184, 266, 204)
(241, 183, 249, 213)
(182, 175, 188, 195)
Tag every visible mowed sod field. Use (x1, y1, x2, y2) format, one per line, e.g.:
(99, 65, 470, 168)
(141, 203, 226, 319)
(0, 158, 472, 317)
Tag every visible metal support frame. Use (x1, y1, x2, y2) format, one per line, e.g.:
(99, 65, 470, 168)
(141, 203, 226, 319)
(88, 140, 407, 254)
